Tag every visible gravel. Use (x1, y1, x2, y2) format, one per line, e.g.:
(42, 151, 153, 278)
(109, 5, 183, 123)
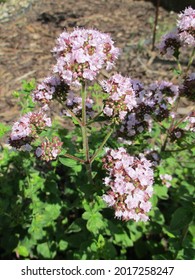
(0, 0, 37, 22)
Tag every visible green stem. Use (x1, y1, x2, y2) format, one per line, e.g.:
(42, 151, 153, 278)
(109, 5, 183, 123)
(91, 127, 114, 163)
(161, 136, 168, 152)
(161, 96, 180, 152)
(186, 47, 195, 74)
(87, 110, 103, 126)
(64, 105, 83, 127)
(151, 0, 160, 51)
(173, 224, 189, 260)
(176, 59, 182, 73)
(63, 153, 85, 164)
(81, 83, 93, 184)
(174, 112, 192, 128)
(164, 144, 195, 153)
(81, 83, 90, 162)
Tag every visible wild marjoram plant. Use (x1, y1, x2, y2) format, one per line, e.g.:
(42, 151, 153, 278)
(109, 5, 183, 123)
(8, 7, 194, 224)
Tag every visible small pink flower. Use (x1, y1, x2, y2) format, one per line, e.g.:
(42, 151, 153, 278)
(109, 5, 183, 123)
(158, 30, 181, 58)
(35, 136, 63, 161)
(9, 110, 52, 149)
(101, 74, 138, 123)
(160, 174, 172, 188)
(102, 148, 154, 222)
(52, 28, 119, 87)
(177, 7, 195, 47)
(35, 147, 43, 157)
(63, 91, 94, 118)
(185, 111, 195, 132)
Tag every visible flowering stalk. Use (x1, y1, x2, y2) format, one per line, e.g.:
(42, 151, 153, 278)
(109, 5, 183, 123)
(161, 96, 180, 152)
(164, 144, 195, 153)
(64, 104, 83, 127)
(186, 47, 195, 74)
(81, 83, 90, 162)
(91, 127, 114, 163)
(87, 110, 103, 126)
(80, 82, 93, 184)
(176, 58, 182, 73)
(152, 0, 160, 51)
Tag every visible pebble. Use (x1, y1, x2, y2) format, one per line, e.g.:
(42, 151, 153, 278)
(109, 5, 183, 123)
(0, 0, 37, 22)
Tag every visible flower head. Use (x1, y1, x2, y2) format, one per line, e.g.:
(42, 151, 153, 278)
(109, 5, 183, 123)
(63, 91, 94, 118)
(32, 76, 70, 104)
(158, 30, 181, 58)
(52, 28, 119, 87)
(177, 7, 195, 47)
(184, 111, 195, 132)
(9, 110, 52, 148)
(146, 80, 179, 121)
(181, 72, 195, 101)
(101, 74, 138, 123)
(160, 174, 172, 188)
(102, 148, 154, 222)
(35, 136, 63, 161)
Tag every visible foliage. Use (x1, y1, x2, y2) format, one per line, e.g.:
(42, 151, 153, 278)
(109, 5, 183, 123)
(0, 80, 194, 260)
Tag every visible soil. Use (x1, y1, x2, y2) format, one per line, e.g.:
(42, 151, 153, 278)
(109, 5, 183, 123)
(0, 0, 194, 124)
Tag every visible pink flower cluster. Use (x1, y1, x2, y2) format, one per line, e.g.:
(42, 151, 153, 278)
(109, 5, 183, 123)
(185, 111, 195, 132)
(63, 91, 94, 118)
(181, 72, 195, 101)
(118, 105, 153, 138)
(32, 76, 70, 104)
(101, 74, 138, 123)
(158, 30, 181, 58)
(35, 136, 63, 161)
(102, 147, 154, 222)
(102, 75, 179, 140)
(52, 28, 119, 87)
(9, 110, 52, 148)
(146, 80, 179, 121)
(32, 76, 61, 104)
(170, 127, 184, 141)
(177, 7, 195, 47)
(143, 149, 160, 167)
(158, 7, 195, 57)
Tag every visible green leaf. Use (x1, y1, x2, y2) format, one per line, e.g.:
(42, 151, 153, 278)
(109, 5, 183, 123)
(114, 232, 133, 247)
(93, 196, 107, 211)
(16, 245, 29, 257)
(59, 157, 82, 172)
(59, 157, 78, 167)
(94, 116, 108, 122)
(128, 223, 145, 242)
(97, 234, 105, 248)
(37, 242, 51, 259)
(82, 211, 91, 220)
(189, 224, 195, 238)
(173, 68, 182, 76)
(154, 185, 169, 199)
(162, 226, 176, 238)
(45, 204, 61, 221)
(101, 241, 117, 259)
(59, 240, 68, 251)
(82, 199, 92, 212)
(150, 194, 158, 207)
(90, 242, 98, 252)
(149, 207, 165, 224)
(0, 123, 11, 138)
(86, 212, 105, 234)
(66, 221, 82, 234)
(170, 207, 193, 231)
